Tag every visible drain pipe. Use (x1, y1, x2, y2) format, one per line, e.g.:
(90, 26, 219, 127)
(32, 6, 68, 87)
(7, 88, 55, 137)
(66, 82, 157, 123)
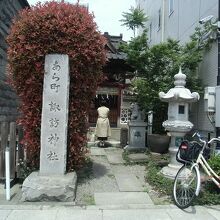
(216, 0, 220, 143)
(161, 0, 165, 42)
(5, 147, 10, 201)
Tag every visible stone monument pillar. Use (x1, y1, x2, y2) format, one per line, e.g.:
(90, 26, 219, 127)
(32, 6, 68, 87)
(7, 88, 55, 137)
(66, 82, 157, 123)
(40, 54, 69, 175)
(159, 67, 199, 178)
(124, 103, 147, 152)
(22, 54, 77, 201)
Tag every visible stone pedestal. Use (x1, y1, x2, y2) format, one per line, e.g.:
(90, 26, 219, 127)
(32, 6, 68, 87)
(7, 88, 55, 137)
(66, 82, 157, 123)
(21, 172, 77, 202)
(22, 54, 77, 201)
(160, 122, 193, 178)
(124, 121, 147, 152)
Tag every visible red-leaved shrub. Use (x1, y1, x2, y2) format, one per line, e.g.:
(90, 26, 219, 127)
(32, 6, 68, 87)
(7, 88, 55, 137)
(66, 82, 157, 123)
(7, 2, 106, 171)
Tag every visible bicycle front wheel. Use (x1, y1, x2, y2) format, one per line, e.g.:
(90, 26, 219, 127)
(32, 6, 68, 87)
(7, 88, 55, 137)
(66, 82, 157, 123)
(173, 164, 200, 209)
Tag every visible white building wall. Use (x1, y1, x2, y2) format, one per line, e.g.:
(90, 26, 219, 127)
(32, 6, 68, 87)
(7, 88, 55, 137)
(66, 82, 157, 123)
(137, 0, 218, 135)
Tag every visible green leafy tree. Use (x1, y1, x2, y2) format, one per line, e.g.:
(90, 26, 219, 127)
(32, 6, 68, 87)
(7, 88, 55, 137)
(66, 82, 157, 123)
(120, 7, 148, 37)
(121, 32, 204, 133)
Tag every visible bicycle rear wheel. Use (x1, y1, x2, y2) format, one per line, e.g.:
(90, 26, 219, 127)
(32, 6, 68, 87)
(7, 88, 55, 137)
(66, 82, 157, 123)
(173, 164, 200, 209)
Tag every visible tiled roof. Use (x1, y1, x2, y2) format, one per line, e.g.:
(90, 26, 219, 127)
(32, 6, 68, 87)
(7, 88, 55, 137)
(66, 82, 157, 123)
(106, 52, 127, 60)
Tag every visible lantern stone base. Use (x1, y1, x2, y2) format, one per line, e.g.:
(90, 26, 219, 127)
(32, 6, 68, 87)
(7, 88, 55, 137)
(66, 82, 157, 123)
(160, 138, 184, 179)
(124, 145, 147, 152)
(21, 171, 77, 202)
(160, 164, 182, 179)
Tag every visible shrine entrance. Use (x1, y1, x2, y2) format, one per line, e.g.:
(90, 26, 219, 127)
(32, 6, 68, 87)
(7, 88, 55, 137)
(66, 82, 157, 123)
(89, 87, 119, 127)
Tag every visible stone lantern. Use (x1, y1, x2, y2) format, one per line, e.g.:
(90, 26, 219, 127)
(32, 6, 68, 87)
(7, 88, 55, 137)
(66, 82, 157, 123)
(124, 103, 147, 152)
(159, 67, 200, 178)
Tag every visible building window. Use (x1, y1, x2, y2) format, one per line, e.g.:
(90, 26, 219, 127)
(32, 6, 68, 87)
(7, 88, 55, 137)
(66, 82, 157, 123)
(158, 8, 161, 30)
(169, 0, 174, 16)
(149, 22, 152, 42)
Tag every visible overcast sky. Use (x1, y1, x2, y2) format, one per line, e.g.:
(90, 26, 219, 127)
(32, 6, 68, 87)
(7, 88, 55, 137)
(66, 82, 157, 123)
(27, 0, 136, 41)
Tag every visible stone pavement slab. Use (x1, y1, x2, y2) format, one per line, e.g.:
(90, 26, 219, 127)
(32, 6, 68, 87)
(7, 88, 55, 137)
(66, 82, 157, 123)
(127, 153, 149, 163)
(114, 173, 144, 192)
(94, 192, 153, 205)
(0, 210, 12, 219)
(6, 210, 58, 220)
(206, 206, 220, 220)
(103, 209, 171, 220)
(111, 164, 146, 191)
(106, 140, 121, 148)
(89, 147, 105, 156)
(0, 184, 23, 205)
(76, 155, 119, 205)
(106, 154, 125, 164)
(104, 147, 123, 153)
(0, 205, 219, 220)
(106, 153, 124, 164)
(90, 155, 112, 178)
(56, 209, 102, 220)
(165, 206, 217, 220)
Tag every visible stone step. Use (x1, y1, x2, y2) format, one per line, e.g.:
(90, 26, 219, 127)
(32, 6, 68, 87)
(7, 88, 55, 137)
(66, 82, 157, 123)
(94, 192, 153, 205)
(87, 140, 121, 148)
(114, 173, 144, 192)
(88, 127, 121, 141)
(127, 153, 149, 163)
(106, 153, 124, 165)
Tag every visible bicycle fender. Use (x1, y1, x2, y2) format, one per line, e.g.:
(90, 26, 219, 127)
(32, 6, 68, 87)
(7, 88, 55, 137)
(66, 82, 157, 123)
(192, 165, 201, 196)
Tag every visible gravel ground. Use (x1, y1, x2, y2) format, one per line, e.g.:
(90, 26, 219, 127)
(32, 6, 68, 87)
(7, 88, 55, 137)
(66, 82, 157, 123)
(75, 155, 119, 205)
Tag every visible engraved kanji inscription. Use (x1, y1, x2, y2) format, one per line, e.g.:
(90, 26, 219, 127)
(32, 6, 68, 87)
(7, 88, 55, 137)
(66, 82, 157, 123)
(50, 83, 60, 93)
(48, 133, 59, 145)
(49, 118, 59, 128)
(49, 101, 61, 112)
(47, 151, 59, 161)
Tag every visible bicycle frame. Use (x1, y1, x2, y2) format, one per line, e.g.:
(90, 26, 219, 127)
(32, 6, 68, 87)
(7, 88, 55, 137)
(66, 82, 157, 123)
(196, 152, 220, 188)
(188, 135, 220, 195)
(173, 133, 220, 209)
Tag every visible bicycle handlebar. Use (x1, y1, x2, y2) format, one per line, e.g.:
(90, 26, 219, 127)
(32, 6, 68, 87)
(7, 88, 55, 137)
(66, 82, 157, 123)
(192, 131, 220, 146)
(192, 132, 204, 142)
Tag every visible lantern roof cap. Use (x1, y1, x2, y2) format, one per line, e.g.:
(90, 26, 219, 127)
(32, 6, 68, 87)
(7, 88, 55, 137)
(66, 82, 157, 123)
(159, 67, 200, 102)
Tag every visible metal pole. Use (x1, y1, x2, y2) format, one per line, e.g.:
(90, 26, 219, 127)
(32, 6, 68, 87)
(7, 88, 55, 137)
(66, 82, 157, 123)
(147, 111, 153, 134)
(217, 0, 220, 86)
(5, 147, 10, 201)
(216, 0, 220, 143)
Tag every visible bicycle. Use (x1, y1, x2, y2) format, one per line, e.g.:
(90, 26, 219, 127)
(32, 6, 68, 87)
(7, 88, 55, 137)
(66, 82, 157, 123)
(172, 132, 220, 209)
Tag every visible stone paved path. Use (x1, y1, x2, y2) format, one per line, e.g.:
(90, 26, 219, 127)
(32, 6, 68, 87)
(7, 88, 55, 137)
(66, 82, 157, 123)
(0, 146, 220, 219)
(76, 147, 153, 206)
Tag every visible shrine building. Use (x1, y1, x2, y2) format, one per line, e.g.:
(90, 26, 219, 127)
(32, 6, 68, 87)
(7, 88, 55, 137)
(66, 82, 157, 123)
(88, 32, 135, 142)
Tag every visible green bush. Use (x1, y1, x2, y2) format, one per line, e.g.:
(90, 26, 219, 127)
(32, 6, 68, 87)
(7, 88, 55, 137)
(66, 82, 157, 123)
(145, 159, 173, 195)
(208, 154, 220, 176)
(195, 184, 220, 205)
(194, 154, 220, 205)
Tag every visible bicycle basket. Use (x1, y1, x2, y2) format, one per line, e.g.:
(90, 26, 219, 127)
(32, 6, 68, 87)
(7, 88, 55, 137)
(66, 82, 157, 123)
(203, 147, 211, 160)
(176, 140, 202, 164)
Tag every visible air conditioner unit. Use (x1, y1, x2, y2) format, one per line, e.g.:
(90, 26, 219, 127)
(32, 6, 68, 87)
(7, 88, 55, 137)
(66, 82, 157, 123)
(204, 87, 215, 112)
(215, 86, 220, 127)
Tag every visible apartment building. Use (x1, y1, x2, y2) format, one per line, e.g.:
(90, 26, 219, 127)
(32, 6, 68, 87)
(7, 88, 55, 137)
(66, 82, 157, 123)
(0, 0, 30, 122)
(136, 0, 218, 136)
